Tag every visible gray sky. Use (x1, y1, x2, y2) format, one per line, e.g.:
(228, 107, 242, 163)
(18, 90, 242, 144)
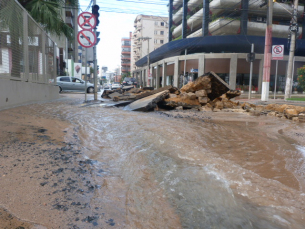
(78, 0, 168, 72)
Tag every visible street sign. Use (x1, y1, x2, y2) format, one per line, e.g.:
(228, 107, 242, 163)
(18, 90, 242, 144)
(77, 30, 97, 48)
(77, 12, 96, 30)
(272, 45, 284, 60)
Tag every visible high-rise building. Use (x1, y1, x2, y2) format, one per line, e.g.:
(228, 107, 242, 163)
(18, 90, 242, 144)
(132, 0, 305, 93)
(131, 15, 169, 71)
(121, 32, 132, 75)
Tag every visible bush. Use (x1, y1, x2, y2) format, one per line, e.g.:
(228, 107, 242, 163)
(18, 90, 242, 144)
(297, 66, 305, 91)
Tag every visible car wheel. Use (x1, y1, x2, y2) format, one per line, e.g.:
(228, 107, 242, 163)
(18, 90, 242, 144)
(59, 86, 62, 93)
(87, 87, 94, 93)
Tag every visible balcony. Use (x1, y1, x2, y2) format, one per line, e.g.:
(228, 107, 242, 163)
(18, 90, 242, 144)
(121, 63, 131, 66)
(186, 19, 295, 38)
(121, 51, 131, 55)
(65, 16, 74, 28)
(121, 57, 131, 60)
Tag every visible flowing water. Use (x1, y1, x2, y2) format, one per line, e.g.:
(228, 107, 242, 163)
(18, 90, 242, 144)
(39, 97, 305, 228)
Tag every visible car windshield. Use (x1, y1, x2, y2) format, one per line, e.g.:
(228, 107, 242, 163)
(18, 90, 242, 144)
(113, 82, 120, 85)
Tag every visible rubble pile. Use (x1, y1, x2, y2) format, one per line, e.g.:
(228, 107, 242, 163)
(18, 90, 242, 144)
(102, 71, 305, 122)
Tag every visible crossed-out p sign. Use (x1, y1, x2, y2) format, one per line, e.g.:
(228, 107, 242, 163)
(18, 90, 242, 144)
(272, 45, 284, 60)
(77, 12, 96, 30)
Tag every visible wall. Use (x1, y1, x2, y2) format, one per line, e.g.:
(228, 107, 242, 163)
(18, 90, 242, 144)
(0, 79, 59, 110)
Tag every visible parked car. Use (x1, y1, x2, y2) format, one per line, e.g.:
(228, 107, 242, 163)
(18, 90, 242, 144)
(103, 83, 110, 89)
(122, 77, 137, 87)
(111, 82, 122, 89)
(56, 76, 99, 93)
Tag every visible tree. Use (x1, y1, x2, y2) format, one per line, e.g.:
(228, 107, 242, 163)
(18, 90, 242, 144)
(19, 0, 78, 40)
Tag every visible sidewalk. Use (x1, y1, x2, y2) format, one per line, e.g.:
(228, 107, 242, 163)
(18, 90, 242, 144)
(234, 93, 305, 107)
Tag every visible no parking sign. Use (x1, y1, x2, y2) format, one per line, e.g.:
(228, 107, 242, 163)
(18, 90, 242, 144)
(272, 45, 284, 60)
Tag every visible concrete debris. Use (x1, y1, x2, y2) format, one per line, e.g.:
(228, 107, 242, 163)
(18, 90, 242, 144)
(125, 90, 169, 112)
(101, 72, 305, 122)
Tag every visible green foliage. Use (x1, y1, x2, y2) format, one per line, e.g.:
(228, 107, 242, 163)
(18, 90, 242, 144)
(173, 35, 182, 41)
(170, 25, 176, 33)
(286, 97, 305, 101)
(297, 66, 305, 91)
(18, 0, 79, 40)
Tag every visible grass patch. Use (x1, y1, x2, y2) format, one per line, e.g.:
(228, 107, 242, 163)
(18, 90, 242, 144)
(286, 97, 305, 101)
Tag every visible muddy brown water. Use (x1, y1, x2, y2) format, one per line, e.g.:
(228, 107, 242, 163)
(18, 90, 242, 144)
(0, 94, 305, 228)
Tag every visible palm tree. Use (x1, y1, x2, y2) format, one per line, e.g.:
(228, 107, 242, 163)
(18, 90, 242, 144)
(19, 0, 78, 41)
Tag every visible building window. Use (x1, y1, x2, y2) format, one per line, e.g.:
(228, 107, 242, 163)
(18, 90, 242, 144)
(155, 22, 158, 26)
(154, 39, 157, 44)
(161, 22, 164, 26)
(160, 31, 164, 35)
(154, 30, 157, 35)
(160, 40, 164, 44)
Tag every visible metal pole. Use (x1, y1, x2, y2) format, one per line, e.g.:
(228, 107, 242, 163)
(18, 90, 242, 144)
(93, 0, 98, 100)
(274, 60, 278, 99)
(248, 43, 254, 100)
(183, 49, 187, 86)
(261, 0, 273, 101)
(147, 38, 150, 86)
(285, 0, 299, 100)
(85, 50, 88, 101)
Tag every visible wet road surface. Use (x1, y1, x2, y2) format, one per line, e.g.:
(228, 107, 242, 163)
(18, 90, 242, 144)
(0, 94, 305, 228)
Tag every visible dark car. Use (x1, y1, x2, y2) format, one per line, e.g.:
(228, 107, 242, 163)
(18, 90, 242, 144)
(122, 77, 137, 87)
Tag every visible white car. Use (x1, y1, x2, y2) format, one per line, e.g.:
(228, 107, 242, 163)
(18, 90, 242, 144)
(111, 82, 122, 90)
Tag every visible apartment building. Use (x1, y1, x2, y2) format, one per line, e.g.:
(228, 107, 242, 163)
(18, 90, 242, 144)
(51, 0, 79, 76)
(133, 0, 305, 93)
(121, 33, 132, 75)
(131, 15, 169, 71)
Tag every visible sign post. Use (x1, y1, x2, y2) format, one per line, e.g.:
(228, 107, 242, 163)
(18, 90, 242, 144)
(77, 12, 97, 101)
(272, 45, 284, 99)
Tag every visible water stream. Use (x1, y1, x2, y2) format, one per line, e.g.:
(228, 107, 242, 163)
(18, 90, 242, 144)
(46, 100, 305, 228)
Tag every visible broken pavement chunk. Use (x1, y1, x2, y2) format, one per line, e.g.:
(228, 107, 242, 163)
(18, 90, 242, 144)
(180, 71, 230, 101)
(125, 90, 169, 111)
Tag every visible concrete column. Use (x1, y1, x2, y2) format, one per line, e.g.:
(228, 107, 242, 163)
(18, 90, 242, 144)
(240, 0, 249, 35)
(156, 65, 160, 89)
(150, 66, 154, 87)
(173, 57, 180, 87)
(258, 59, 264, 93)
(302, 12, 305, 39)
(136, 72, 139, 88)
(139, 71, 142, 87)
(145, 69, 148, 87)
(41, 33, 46, 83)
(198, 54, 205, 76)
(182, 0, 188, 39)
(169, 0, 173, 42)
(23, 11, 29, 81)
(202, 0, 210, 37)
(229, 54, 238, 90)
(162, 61, 167, 87)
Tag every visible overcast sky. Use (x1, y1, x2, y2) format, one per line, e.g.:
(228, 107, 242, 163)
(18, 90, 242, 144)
(78, 0, 168, 72)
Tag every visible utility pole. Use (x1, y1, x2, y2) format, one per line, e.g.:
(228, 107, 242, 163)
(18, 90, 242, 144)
(285, 0, 299, 100)
(261, 0, 273, 101)
(93, 0, 98, 100)
(138, 37, 152, 86)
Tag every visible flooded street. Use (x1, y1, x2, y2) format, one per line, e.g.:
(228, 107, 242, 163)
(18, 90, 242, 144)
(1, 94, 305, 228)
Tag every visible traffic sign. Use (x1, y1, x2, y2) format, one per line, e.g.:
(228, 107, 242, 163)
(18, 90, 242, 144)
(77, 30, 97, 48)
(272, 45, 284, 60)
(77, 12, 96, 30)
